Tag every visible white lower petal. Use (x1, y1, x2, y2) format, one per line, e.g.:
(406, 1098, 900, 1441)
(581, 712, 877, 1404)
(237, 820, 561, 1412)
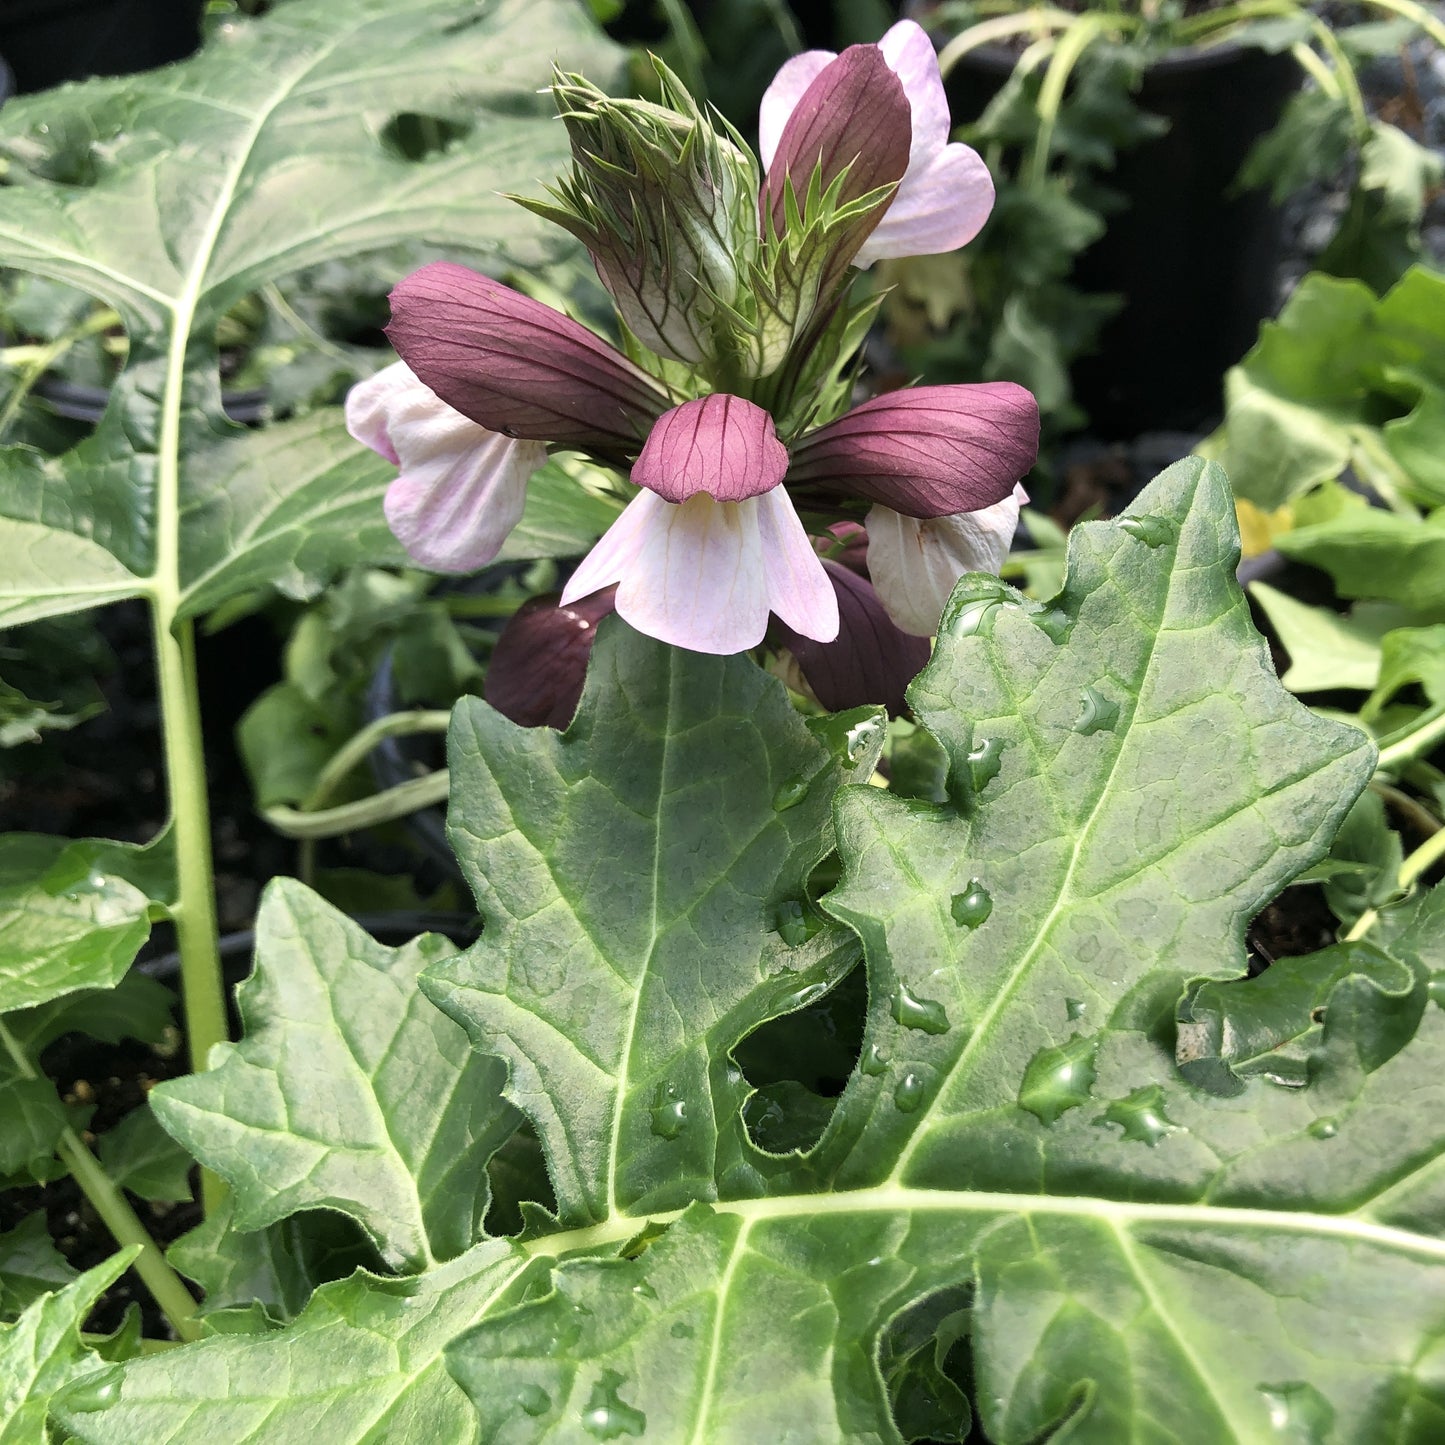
(349, 361, 544, 573)
(866, 486, 1026, 636)
(855, 144, 996, 267)
(755, 487, 838, 643)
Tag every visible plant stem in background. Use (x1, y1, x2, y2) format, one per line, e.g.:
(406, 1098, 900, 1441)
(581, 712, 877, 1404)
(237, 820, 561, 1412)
(936, 8, 1074, 77)
(151, 610, 228, 1215)
(1025, 13, 1126, 191)
(0, 1019, 201, 1343)
(1345, 826, 1445, 941)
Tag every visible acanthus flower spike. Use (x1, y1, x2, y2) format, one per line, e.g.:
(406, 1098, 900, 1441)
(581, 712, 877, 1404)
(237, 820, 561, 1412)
(345, 361, 547, 573)
(786, 383, 1040, 519)
(760, 19, 995, 267)
(386, 262, 672, 460)
(562, 395, 838, 655)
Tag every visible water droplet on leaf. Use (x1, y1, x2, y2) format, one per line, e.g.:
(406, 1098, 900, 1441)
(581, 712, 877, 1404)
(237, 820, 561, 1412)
(1307, 1117, 1338, 1140)
(948, 598, 1002, 637)
(845, 717, 882, 765)
(632, 1280, 657, 1300)
(967, 736, 1004, 793)
(772, 900, 810, 946)
(670, 1320, 695, 1339)
(518, 1383, 551, 1416)
(894, 1072, 926, 1112)
(860, 1043, 890, 1077)
(1033, 607, 1074, 644)
(60, 1368, 123, 1413)
(581, 1369, 646, 1439)
(1119, 514, 1178, 548)
(1074, 685, 1120, 736)
(950, 881, 992, 929)
(772, 775, 810, 811)
(1019, 1034, 1099, 1125)
(1065, 997, 1087, 1021)
(890, 982, 949, 1034)
(650, 1083, 688, 1140)
(1095, 1084, 1180, 1145)
(1257, 1381, 1334, 1442)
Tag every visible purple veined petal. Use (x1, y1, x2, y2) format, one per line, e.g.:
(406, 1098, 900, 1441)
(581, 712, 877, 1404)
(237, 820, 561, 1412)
(483, 588, 616, 730)
(787, 382, 1039, 518)
(776, 560, 931, 716)
(877, 19, 951, 169)
(865, 485, 1027, 636)
(765, 46, 911, 236)
(346, 361, 547, 573)
(758, 49, 833, 172)
(854, 142, 995, 266)
(386, 262, 671, 455)
(632, 394, 789, 504)
(755, 486, 839, 642)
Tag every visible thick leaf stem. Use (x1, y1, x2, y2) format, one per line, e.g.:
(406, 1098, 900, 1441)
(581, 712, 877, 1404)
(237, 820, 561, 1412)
(1345, 825, 1445, 940)
(151, 608, 229, 1215)
(0, 1019, 200, 1343)
(1377, 701, 1445, 772)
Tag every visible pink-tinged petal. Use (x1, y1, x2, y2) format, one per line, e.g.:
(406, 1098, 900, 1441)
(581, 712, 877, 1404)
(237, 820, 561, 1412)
(866, 485, 1027, 636)
(877, 20, 951, 166)
(559, 488, 660, 610)
(346, 361, 545, 573)
(484, 589, 616, 730)
(387, 263, 670, 455)
(788, 382, 1039, 518)
(854, 142, 995, 266)
(755, 486, 838, 642)
(776, 560, 930, 716)
(758, 49, 833, 172)
(765, 46, 911, 237)
(632, 394, 789, 504)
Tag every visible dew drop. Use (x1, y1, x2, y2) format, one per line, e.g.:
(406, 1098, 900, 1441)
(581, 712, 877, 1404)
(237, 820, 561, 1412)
(60, 1367, 123, 1413)
(1065, 997, 1087, 1021)
(1095, 1084, 1180, 1146)
(967, 736, 1004, 792)
(1033, 607, 1074, 644)
(1074, 685, 1120, 736)
(950, 881, 993, 929)
(518, 1383, 551, 1417)
(893, 1072, 926, 1112)
(845, 717, 883, 765)
(947, 597, 1002, 637)
(860, 1043, 890, 1077)
(1256, 1381, 1334, 1442)
(581, 1369, 646, 1440)
(780, 978, 831, 1012)
(1018, 1034, 1098, 1125)
(772, 775, 810, 811)
(670, 1320, 695, 1339)
(649, 1082, 688, 1140)
(890, 982, 950, 1034)
(1119, 514, 1178, 548)
(632, 1279, 658, 1300)
(1307, 1117, 1338, 1140)
(772, 900, 810, 947)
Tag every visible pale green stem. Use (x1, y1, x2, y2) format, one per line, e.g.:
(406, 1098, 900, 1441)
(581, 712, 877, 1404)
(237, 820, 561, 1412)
(936, 9, 1076, 77)
(1376, 701, 1445, 773)
(151, 610, 228, 1216)
(759, 0, 803, 55)
(0, 1020, 200, 1343)
(1351, 429, 1422, 518)
(265, 770, 452, 841)
(1025, 14, 1125, 191)
(1304, 15, 1370, 140)
(656, 0, 708, 99)
(0, 308, 121, 441)
(1360, 0, 1445, 52)
(1345, 819, 1445, 942)
(1290, 40, 1340, 96)
(1174, 0, 1299, 43)
(291, 709, 451, 881)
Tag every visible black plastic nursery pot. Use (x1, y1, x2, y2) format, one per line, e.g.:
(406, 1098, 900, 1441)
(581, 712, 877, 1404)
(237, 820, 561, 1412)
(0, 0, 203, 95)
(948, 39, 1301, 438)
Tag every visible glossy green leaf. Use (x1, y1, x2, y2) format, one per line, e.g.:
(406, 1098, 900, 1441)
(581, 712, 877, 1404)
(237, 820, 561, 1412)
(420, 626, 884, 1226)
(0, 834, 170, 1015)
(54, 1243, 526, 1444)
(1276, 508, 1445, 611)
(0, 1215, 79, 1322)
(1365, 623, 1445, 721)
(151, 881, 520, 1270)
(1249, 580, 1389, 692)
(95, 1105, 195, 1204)
(0, 1250, 135, 1442)
(0, 0, 622, 625)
